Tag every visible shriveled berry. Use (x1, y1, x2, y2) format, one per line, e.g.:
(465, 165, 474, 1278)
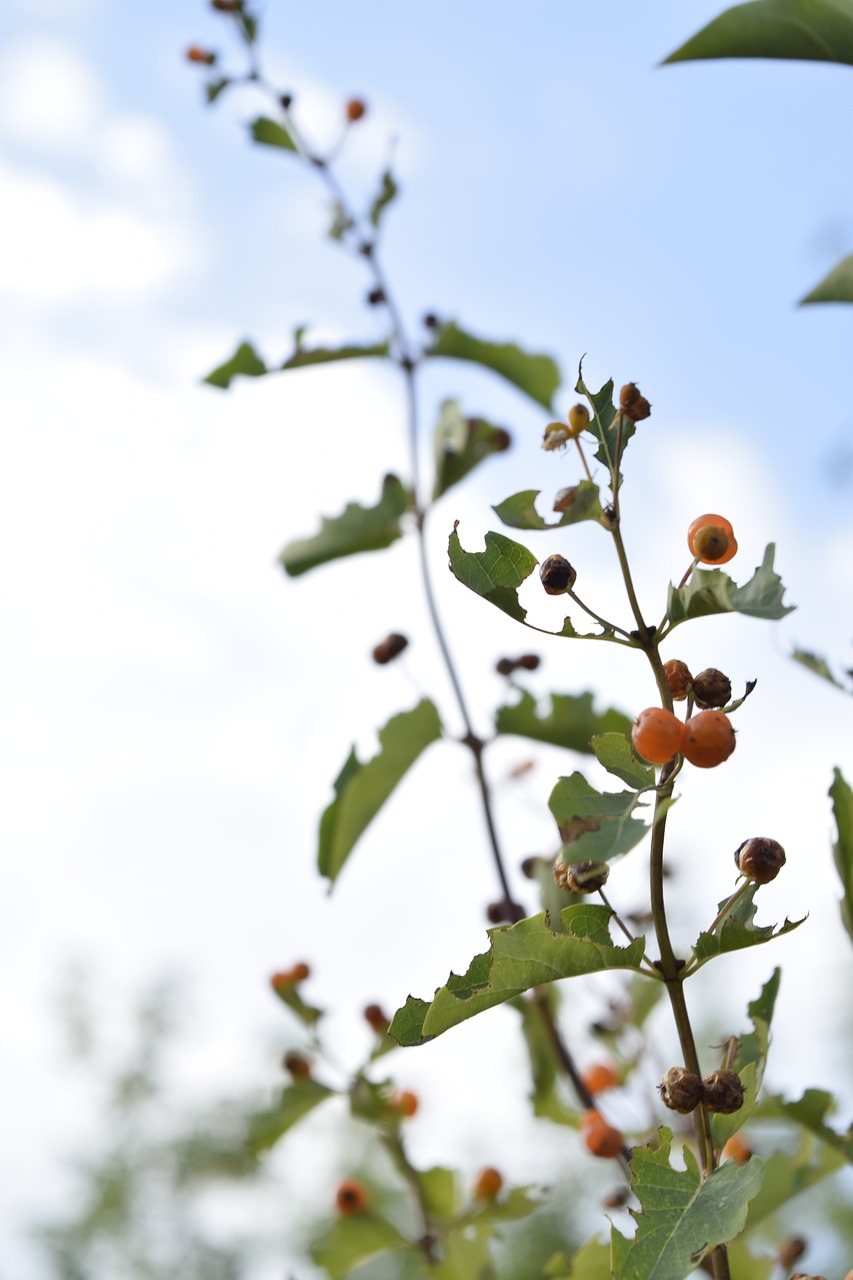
(659, 1067, 703, 1113)
(422, 313, 440, 329)
(518, 653, 540, 670)
(687, 514, 737, 565)
(542, 421, 570, 451)
(702, 1069, 744, 1114)
(390, 1089, 418, 1117)
(496, 657, 515, 676)
(540, 555, 576, 595)
(664, 659, 693, 702)
(777, 1239, 806, 1267)
(554, 858, 609, 894)
(631, 707, 686, 765)
(619, 383, 651, 421)
(582, 1062, 620, 1095)
(722, 1134, 752, 1163)
(283, 1051, 311, 1079)
(372, 633, 408, 665)
(364, 1003, 389, 1033)
(692, 667, 732, 709)
(581, 1109, 624, 1158)
(336, 1179, 369, 1214)
(682, 710, 736, 768)
(553, 485, 579, 513)
(473, 1167, 503, 1199)
(567, 404, 590, 437)
(735, 837, 786, 884)
(279, 93, 293, 109)
(186, 45, 217, 64)
(345, 98, 367, 122)
(366, 287, 386, 306)
(211, 0, 242, 10)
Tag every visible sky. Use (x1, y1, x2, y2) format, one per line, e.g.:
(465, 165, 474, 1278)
(3, 1, 853, 1275)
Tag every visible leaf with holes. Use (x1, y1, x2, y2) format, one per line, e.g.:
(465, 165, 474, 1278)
(666, 544, 794, 629)
(495, 689, 631, 755)
(493, 482, 603, 531)
(280, 475, 408, 577)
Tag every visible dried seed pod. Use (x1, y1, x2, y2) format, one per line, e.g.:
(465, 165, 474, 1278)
(776, 1238, 807, 1268)
(540, 555, 577, 595)
(486, 899, 516, 924)
(554, 858, 609, 894)
(367, 287, 386, 306)
(735, 837, 786, 884)
(702, 1068, 745, 1114)
(664, 659, 693, 702)
(363, 1003, 389, 1033)
(692, 667, 732, 709)
(372, 633, 408, 665)
(659, 1067, 703, 1113)
(619, 383, 651, 421)
(553, 485, 579, 513)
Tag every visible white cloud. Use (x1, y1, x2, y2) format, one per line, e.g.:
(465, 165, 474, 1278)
(0, 37, 103, 151)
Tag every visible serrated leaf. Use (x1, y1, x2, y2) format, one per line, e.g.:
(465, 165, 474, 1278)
(318, 699, 443, 884)
(495, 689, 631, 755)
(369, 168, 398, 228)
(310, 1213, 408, 1280)
(280, 474, 408, 577)
(448, 524, 538, 623)
(549, 771, 650, 862)
(205, 76, 231, 104)
(203, 340, 268, 389)
(692, 884, 804, 967)
(389, 904, 646, 1046)
(432, 400, 511, 500)
(792, 646, 847, 688)
(246, 1079, 334, 1155)
(592, 733, 655, 789)
(492, 482, 603, 531)
(281, 338, 391, 371)
(761, 1088, 853, 1162)
(666, 544, 794, 629)
(248, 115, 296, 152)
(663, 0, 853, 67)
(612, 1128, 764, 1280)
(800, 252, 853, 303)
(576, 372, 636, 477)
(427, 321, 561, 410)
(830, 767, 853, 944)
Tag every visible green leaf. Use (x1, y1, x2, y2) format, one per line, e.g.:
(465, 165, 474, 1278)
(711, 969, 780, 1148)
(418, 1166, 459, 1224)
(368, 168, 398, 228)
(792, 647, 848, 688)
(203, 340, 268, 389)
(592, 733, 655, 789)
(761, 1088, 853, 1162)
(389, 904, 646, 1047)
(281, 338, 391, 371)
(576, 371, 636, 477)
(738, 1126, 844, 1229)
(246, 1079, 334, 1155)
(492, 481, 603, 531)
(663, 0, 853, 67)
(549, 771, 650, 863)
(310, 1213, 408, 1280)
(271, 980, 324, 1027)
(205, 76, 231, 104)
(612, 1128, 764, 1280)
(551, 1237, 612, 1280)
(432, 400, 512, 500)
(318, 699, 443, 884)
(831, 767, 853, 944)
(448, 524, 538, 623)
(426, 321, 561, 410)
(237, 9, 258, 44)
(666, 544, 794, 629)
(495, 689, 631, 755)
(248, 115, 297, 152)
(280, 474, 409, 577)
(457, 1184, 543, 1226)
(430, 1230, 496, 1280)
(801, 252, 853, 303)
(691, 884, 805, 968)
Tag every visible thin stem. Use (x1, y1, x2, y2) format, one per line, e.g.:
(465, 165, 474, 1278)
(567, 591, 635, 641)
(382, 1130, 440, 1264)
(611, 411, 625, 515)
(598, 889, 657, 974)
(574, 438, 594, 484)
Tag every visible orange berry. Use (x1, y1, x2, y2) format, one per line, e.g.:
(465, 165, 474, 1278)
(270, 962, 310, 992)
(345, 98, 367, 122)
(580, 1109, 624, 1159)
(687, 514, 738, 565)
(567, 403, 590, 437)
(186, 45, 216, 65)
(582, 1062, 620, 1095)
(682, 710, 736, 769)
(631, 707, 686, 765)
(390, 1089, 418, 1118)
(291, 961, 310, 981)
(722, 1134, 752, 1163)
(473, 1166, 503, 1199)
(335, 1179, 369, 1214)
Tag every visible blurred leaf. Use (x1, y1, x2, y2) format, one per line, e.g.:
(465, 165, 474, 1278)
(554, 1237, 612, 1279)
(426, 321, 561, 410)
(448, 524, 538, 623)
(281, 338, 391, 370)
(431, 1229, 496, 1279)
(318, 699, 443, 884)
(248, 115, 296, 152)
(432, 400, 511, 500)
(271, 980, 324, 1027)
(369, 168, 398, 228)
(328, 200, 353, 241)
(389, 904, 646, 1047)
(203, 340, 268, 389)
(793, 647, 847, 688)
(205, 76, 231, 104)
(592, 732, 655, 789)
(495, 689, 631, 755)
(801, 253, 853, 302)
(666, 544, 794, 629)
(493, 482, 603, 530)
(237, 9, 258, 43)
(310, 1212, 408, 1279)
(549, 772, 650, 863)
(280, 474, 408, 577)
(738, 1126, 844, 1229)
(419, 1166, 459, 1224)
(692, 884, 804, 967)
(246, 1080, 334, 1155)
(457, 1184, 544, 1227)
(576, 371, 636, 477)
(663, 0, 853, 67)
(761, 1088, 853, 1162)
(712, 969, 780, 1149)
(512, 990, 579, 1124)
(612, 1128, 764, 1280)
(831, 767, 853, 944)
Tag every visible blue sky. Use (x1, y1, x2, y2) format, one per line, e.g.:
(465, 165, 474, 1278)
(3, 1, 853, 1273)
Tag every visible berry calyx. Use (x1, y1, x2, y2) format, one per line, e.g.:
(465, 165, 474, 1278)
(580, 1109, 624, 1159)
(682, 710, 736, 768)
(659, 1066, 702, 1113)
(554, 858, 609, 894)
(687, 514, 738, 564)
(631, 707, 686, 765)
(473, 1166, 503, 1199)
(336, 1179, 370, 1214)
(389, 1089, 418, 1118)
(345, 98, 367, 122)
(664, 659, 693, 702)
(540, 555, 577, 595)
(567, 403, 590, 437)
(735, 837, 786, 884)
(692, 667, 732, 709)
(582, 1062, 620, 1095)
(722, 1134, 753, 1163)
(702, 1068, 745, 1114)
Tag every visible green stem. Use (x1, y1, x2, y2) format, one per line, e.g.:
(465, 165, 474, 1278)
(382, 1130, 439, 1264)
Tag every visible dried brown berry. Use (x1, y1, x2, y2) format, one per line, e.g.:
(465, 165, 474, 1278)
(619, 383, 651, 421)
(492, 427, 512, 451)
(422, 313, 440, 329)
(367, 287, 386, 306)
(518, 653, 540, 670)
(495, 657, 515, 677)
(486, 899, 512, 923)
(602, 1187, 629, 1209)
(186, 45, 217, 64)
(735, 837, 786, 884)
(372, 633, 408, 665)
(336, 1179, 369, 1214)
(664, 659, 693, 702)
(520, 856, 541, 879)
(283, 1050, 311, 1079)
(702, 1069, 745, 1114)
(659, 1067, 703, 1113)
(364, 1003, 389, 1033)
(692, 667, 732, 709)
(554, 858, 609, 894)
(776, 1238, 807, 1268)
(540, 554, 576, 595)
(553, 485, 579, 513)
(345, 98, 367, 122)
(279, 93, 293, 109)
(211, 0, 242, 11)
(473, 1167, 503, 1199)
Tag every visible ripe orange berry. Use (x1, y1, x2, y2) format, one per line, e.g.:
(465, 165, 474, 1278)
(186, 45, 217, 65)
(390, 1089, 418, 1118)
(631, 707, 686, 765)
(582, 1062, 620, 1095)
(580, 1109, 624, 1159)
(682, 710, 736, 768)
(473, 1166, 503, 1199)
(687, 514, 738, 565)
(722, 1134, 752, 1163)
(345, 98, 367, 122)
(335, 1179, 369, 1214)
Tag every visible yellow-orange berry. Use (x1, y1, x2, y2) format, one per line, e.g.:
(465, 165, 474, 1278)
(687, 514, 737, 564)
(722, 1134, 753, 1163)
(631, 707, 686, 765)
(345, 98, 367, 122)
(473, 1166, 503, 1199)
(682, 710, 736, 768)
(336, 1179, 369, 1214)
(582, 1062, 620, 1095)
(390, 1089, 418, 1118)
(580, 1109, 624, 1159)
(567, 403, 590, 437)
